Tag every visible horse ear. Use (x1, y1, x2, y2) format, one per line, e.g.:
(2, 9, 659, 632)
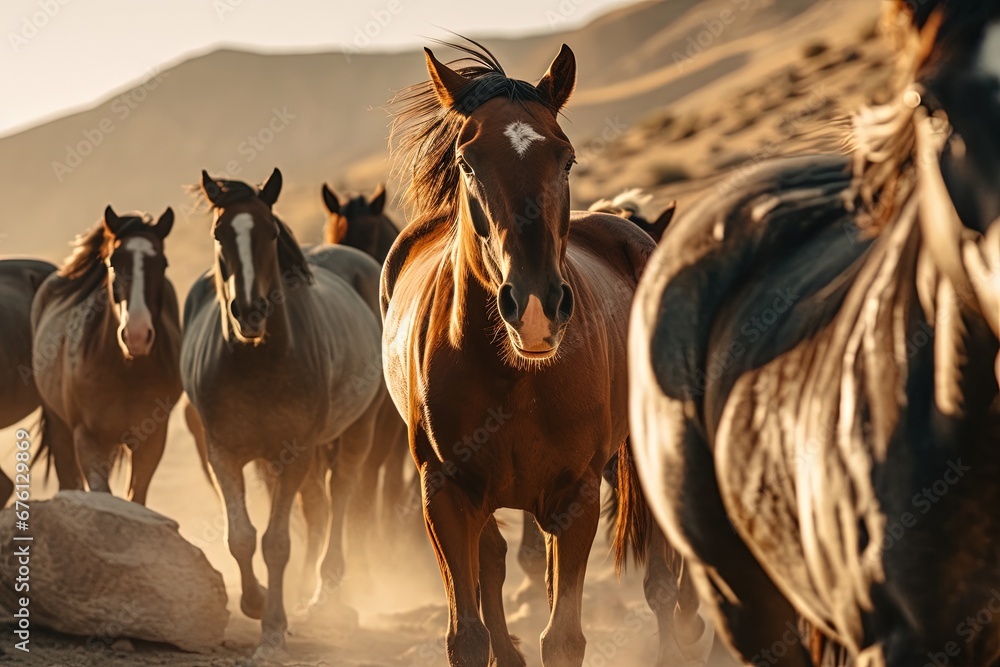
(201, 170, 223, 206)
(425, 47, 470, 109)
(369, 183, 386, 215)
(647, 202, 676, 242)
(536, 44, 576, 112)
(259, 168, 282, 207)
(154, 207, 174, 240)
(103, 205, 126, 236)
(321, 183, 340, 215)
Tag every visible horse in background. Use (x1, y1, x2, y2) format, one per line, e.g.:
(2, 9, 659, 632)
(31, 207, 181, 504)
(182, 168, 386, 656)
(320, 182, 417, 557)
(0, 259, 57, 505)
(322, 183, 398, 264)
(629, 1, 1000, 664)
(382, 39, 712, 666)
(589, 188, 676, 243)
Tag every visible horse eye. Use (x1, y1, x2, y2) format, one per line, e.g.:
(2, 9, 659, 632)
(565, 157, 577, 173)
(457, 157, 474, 175)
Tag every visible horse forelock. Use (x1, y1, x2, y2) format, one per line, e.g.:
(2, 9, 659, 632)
(53, 216, 156, 302)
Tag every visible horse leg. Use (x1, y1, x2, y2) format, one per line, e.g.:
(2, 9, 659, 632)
(644, 525, 712, 666)
(75, 425, 117, 493)
(41, 407, 82, 490)
(297, 452, 330, 605)
(539, 477, 601, 667)
(480, 514, 526, 667)
(423, 471, 491, 667)
(258, 442, 312, 652)
(209, 447, 265, 620)
(339, 408, 378, 589)
(379, 419, 408, 534)
(513, 512, 548, 608)
(128, 421, 167, 505)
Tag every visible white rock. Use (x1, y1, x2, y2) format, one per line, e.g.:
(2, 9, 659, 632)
(0, 491, 228, 652)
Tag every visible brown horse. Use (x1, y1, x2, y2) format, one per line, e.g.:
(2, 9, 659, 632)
(182, 169, 386, 656)
(0, 259, 57, 505)
(382, 40, 707, 666)
(630, 2, 1000, 664)
(32, 207, 181, 504)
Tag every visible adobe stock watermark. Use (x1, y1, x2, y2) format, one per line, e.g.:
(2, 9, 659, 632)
(341, 0, 409, 63)
(203, 107, 296, 180)
(672, 0, 755, 72)
(393, 405, 513, 520)
(51, 67, 168, 182)
(684, 287, 799, 398)
(212, 0, 245, 21)
(8, 0, 72, 53)
(544, 0, 587, 28)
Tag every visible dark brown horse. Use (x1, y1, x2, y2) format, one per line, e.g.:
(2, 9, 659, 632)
(322, 182, 398, 264)
(182, 169, 387, 656)
(589, 188, 676, 243)
(630, 2, 1000, 664)
(320, 182, 424, 565)
(0, 259, 57, 505)
(382, 40, 708, 666)
(31, 207, 181, 504)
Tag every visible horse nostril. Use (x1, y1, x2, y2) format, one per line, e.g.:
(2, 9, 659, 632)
(229, 300, 241, 320)
(498, 284, 519, 324)
(145, 329, 154, 345)
(557, 283, 574, 322)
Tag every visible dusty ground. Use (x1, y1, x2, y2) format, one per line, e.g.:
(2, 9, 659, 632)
(0, 0, 899, 664)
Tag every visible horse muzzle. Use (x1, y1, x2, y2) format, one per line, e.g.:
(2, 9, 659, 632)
(497, 282, 574, 361)
(120, 313, 156, 358)
(229, 299, 267, 341)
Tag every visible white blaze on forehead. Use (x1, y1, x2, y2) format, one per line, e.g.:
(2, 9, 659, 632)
(504, 121, 545, 158)
(979, 21, 1000, 80)
(231, 213, 255, 303)
(123, 236, 155, 318)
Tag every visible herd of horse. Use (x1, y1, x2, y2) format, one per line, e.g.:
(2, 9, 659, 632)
(1, 1, 999, 665)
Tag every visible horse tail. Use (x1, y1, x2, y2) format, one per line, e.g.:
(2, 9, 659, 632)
(613, 436, 652, 576)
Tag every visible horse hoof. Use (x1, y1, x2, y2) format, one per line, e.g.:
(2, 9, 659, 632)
(241, 585, 268, 620)
(248, 643, 290, 666)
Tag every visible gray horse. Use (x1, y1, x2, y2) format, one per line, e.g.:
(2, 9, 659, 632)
(182, 169, 386, 656)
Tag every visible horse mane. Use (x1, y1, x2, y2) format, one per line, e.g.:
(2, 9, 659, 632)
(388, 37, 553, 227)
(274, 217, 314, 283)
(191, 178, 315, 283)
(848, 0, 999, 233)
(52, 214, 149, 303)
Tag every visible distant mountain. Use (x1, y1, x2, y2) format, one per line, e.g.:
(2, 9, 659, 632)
(0, 0, 874, 294)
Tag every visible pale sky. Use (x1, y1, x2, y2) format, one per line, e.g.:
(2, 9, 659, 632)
(1, 0, 637, 137)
